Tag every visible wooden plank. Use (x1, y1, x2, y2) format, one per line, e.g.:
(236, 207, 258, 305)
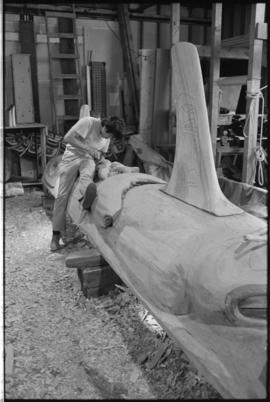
(208, 3, 222, 159)
(242, 3, 265, 184)
(40, 125, 48, 175)
(4, 56, 14, 112)
(196, 44, 249, 59)
(169, 3, 181, 146)
(117, 4, 140, 124)
(222, 34, 250, 48)
(5, 344, 14, 375)
(53, 74, 80, 79)
(19, 18, 40, 122)
(47, 33, 76, 38)
(12, 54, 35, 124)
(45, 11, 76, 19)
(151, 49, 170, 147)
(65, 248, 107, 268)
(45, 14, 57, 133)
(138, 49, 156, 145)
(156, 4, 160, 47)
(171, 3, 181, 45)
(86, 65, 92, 109)
(51, 53, 79, 59)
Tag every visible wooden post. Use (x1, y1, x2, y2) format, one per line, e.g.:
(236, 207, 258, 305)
(169, 3, 181, 146)
(117, 4, 140, 125)
(156, 4, 161, 48)
(19, 15, 41, 123)
(138, 49, 156, 145)
(208, 3, 222, 160)
(242, 3, 265, 184)
(171, 4, 181, 49)
(41, 125, 47, 174)
(152, 49, 170, 148)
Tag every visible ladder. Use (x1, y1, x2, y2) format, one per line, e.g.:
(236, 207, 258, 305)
(45, 10, 83, 136)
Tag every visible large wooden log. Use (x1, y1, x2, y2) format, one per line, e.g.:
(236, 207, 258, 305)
(43, 43, 267, 399)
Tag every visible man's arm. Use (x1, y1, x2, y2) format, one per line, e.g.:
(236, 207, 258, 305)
(63, 128, 101, 159)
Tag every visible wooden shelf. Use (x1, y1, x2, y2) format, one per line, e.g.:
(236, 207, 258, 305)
(221, 34, 249, 48)
(208, 4, 266, 184)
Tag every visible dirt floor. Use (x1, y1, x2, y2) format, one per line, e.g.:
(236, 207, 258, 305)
(4, 189, 222, 399)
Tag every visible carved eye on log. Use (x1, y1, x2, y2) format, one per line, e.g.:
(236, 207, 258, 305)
(238, 295, 267, 320)
(224, 285, 267, 327)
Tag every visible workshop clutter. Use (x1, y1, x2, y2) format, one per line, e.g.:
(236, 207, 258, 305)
(5, 130, 66, 159)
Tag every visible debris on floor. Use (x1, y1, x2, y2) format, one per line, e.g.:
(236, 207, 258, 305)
(4, 190, 221, 399)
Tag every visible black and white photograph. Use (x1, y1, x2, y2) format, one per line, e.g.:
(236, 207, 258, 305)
(2, 1, 268, 399)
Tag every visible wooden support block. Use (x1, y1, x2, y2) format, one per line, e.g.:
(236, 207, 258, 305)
(77, 264, 122, 298)
(65, 248, 107, 268)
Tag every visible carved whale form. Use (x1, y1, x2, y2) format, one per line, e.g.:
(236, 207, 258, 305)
(164, 43, 243, 216)
(43, 43, 267, 399)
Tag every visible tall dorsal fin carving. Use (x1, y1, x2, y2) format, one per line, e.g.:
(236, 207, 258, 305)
(164, 42, 243, 216)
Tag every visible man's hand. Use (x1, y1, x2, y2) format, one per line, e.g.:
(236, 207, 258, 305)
(88, 148, 101, 160)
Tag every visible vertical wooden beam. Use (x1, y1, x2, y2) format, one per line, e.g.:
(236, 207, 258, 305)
(208, 3, 222, 158)
(138, 50, 156, 145)
(171, 3, 181, 45)
(117, 4, 140, 125)
(152, 49, 170, 148)
(139, 20, 144, 49)
(12, 54, 35, 124)
(169, 3, 181, 145)
(242, 3, 265, 184)
(19, 15, 41, 122)
(40, 125, 48, 174)
(156, 4, 160, 48)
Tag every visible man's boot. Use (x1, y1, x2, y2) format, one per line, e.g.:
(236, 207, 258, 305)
(50, 232, 61, 251)
(82, 182, 97, 211)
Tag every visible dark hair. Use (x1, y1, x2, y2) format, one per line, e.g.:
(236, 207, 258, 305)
(101, 116, 125, 140)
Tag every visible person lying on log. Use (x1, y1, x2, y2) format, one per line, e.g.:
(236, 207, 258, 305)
(50, 115, 125, 252)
